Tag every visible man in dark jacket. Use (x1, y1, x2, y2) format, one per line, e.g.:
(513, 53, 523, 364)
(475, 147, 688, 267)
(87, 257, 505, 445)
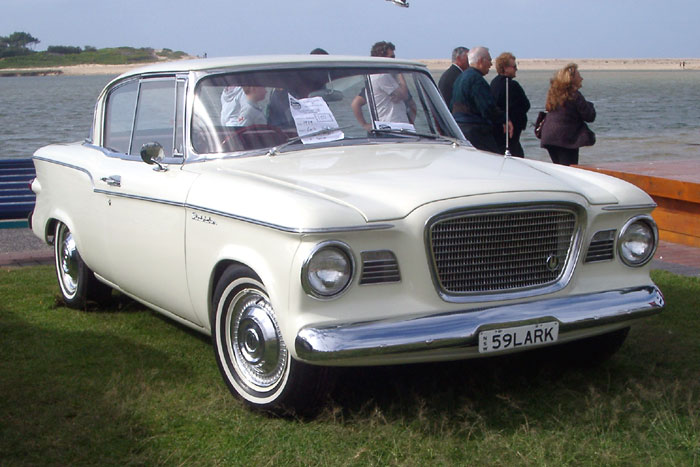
(490, 52, 530, 157)
(437, 46, 468, 111)
(452, 46, 512, 153)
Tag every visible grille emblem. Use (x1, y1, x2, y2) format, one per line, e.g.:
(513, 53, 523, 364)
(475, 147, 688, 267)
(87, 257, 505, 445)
(546, 254, 560, 272)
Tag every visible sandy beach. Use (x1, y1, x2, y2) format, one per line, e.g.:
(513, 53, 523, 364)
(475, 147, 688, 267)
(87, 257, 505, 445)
(1, 58, 699, 77)
(418, 58, 700, 72)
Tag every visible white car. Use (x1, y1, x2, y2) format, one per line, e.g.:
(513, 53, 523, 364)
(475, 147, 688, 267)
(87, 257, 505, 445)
(30, 56, 663, 413)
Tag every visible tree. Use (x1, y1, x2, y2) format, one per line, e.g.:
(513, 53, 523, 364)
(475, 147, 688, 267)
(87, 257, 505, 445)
(0, 31, 40, 49)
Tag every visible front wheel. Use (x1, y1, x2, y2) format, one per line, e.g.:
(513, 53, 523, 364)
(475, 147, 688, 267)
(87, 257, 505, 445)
(211, 265, 329, 414)
(54, 222, 111, 309)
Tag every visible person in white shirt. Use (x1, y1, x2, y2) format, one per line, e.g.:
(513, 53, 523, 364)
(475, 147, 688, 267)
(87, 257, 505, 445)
(351, 41, 416, 130)
(220, 85, 267, 127)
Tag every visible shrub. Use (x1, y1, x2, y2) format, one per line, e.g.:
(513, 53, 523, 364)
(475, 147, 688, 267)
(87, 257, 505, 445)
(47, 45, 82, 55)
(0, 47, 33, 58)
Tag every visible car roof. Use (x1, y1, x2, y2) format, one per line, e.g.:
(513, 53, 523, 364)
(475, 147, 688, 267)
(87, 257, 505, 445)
(116, 55, 426, 80)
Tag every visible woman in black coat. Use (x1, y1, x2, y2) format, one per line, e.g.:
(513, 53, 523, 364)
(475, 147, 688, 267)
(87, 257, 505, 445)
(490, 52, 530, 157)
(540, 63, 596, 166)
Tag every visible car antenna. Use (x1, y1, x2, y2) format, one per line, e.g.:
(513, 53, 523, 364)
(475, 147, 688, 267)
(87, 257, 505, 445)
(504, 76, 512, 157)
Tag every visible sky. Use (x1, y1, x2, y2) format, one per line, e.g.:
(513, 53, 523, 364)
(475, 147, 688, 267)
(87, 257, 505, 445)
(3, 0, 699, 60)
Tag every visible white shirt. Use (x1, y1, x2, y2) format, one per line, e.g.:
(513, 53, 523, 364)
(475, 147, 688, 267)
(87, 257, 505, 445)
(220, 86, 266, 127)
(368, 74, 408, 123)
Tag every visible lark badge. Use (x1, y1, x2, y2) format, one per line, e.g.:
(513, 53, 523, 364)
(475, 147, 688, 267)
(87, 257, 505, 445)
(191, 212, 216, 225)
(546, 254, 560, 272)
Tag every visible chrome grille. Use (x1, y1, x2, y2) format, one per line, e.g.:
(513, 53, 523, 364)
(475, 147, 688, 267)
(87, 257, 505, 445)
(360, 250, 401, 285)
(585, 229, 616, 262)
(428, 207, 577, 295)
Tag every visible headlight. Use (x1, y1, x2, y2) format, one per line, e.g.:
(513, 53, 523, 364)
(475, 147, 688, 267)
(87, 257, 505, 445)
(302, 241, 354, 299)
(618, 215, 658, 267)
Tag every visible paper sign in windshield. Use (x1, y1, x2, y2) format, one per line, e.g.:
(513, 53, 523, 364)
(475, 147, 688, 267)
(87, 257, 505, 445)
(289, 95, 344, 144)
(374, 121, 416, 132)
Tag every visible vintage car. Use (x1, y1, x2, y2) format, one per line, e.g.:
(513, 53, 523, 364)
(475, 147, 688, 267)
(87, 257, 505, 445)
(30, 56, 663, 412)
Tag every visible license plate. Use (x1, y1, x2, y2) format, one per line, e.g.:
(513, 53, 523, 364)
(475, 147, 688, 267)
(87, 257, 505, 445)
(479, 322, 559, 354)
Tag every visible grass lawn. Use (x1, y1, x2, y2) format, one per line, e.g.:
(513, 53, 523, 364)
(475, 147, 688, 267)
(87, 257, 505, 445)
(1, 266, 699, 465)
(0, 47, 188, 69)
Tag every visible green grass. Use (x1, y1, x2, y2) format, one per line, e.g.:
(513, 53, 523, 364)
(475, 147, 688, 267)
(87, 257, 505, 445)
(1, 266, 699, 465)
(0, 47, 188, 69)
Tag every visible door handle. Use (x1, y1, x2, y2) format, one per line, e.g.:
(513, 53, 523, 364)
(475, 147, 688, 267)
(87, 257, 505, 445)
(100, 175, 121, 187)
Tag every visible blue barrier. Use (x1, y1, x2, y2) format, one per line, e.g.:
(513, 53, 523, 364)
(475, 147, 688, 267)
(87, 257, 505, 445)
(0, 158, 36, 228)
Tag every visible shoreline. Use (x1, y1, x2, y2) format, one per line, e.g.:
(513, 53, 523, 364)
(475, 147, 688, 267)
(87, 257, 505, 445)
(418, 58, 700, 72)
(1, 58, 698, 77)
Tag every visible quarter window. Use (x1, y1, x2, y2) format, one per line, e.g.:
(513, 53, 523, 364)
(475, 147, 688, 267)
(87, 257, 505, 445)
(104, 80, 137, 154)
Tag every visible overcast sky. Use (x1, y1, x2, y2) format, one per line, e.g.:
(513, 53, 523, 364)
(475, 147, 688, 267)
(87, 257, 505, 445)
(3, 0, 699, 59)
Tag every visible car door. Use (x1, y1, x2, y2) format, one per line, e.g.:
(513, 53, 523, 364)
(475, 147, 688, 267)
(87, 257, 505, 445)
(93, 75, 202, 325)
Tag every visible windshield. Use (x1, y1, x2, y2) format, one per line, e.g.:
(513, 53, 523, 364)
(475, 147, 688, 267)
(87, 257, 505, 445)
(191, 66, 464, 156)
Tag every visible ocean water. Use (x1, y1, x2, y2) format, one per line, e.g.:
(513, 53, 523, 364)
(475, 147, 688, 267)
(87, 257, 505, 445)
(2, 70, 700, 164)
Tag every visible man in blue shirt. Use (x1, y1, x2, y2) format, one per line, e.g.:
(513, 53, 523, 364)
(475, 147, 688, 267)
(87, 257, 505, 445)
(452, 47, 512, 153)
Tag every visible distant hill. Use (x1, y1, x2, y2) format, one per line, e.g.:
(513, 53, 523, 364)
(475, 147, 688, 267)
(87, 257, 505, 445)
(0, 47, 190, 69)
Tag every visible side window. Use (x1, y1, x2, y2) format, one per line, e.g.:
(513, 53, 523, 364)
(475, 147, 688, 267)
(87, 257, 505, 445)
(174, 79, 186, 156)
(405, 76, 435, 134)
(131, 78, 177, 157)
(104, 80, 138, 153)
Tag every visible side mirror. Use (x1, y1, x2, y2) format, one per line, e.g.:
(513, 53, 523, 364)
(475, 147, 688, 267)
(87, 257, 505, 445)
(140, 142, 168, 172)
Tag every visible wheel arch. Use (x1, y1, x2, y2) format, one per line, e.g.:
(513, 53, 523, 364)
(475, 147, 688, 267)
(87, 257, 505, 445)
(208, 259, 252, 321)
(43, 214, 71, 246)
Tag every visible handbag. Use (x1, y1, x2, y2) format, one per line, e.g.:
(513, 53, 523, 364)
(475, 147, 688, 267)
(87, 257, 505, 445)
(534, 111, 546, 139)
(575, 123, 596, 147)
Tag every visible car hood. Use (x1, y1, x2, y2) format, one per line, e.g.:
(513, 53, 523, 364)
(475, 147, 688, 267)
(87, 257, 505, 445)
(207, 143, 628, 222)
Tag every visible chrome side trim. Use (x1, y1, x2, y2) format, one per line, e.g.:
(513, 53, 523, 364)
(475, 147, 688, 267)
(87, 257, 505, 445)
(34, 157, 390, 234)
(186, 204, 394, 234)
(602, 203, 657, 212)
(32, 156, 94, 184)
(295, 285, 664, 365)
(92, 189, 184, 207)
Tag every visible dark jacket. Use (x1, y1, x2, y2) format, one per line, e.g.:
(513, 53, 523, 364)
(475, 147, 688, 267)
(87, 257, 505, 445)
(452, 67, 505, 126)
(490, 75, 530, 131)
(540, 91, 596, 149)
(437, 64, 463, 111)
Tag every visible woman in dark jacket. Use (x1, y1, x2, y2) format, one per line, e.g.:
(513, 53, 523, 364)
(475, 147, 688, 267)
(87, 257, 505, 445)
(491, 52, 530, 157)
(540, 63, 596, 165)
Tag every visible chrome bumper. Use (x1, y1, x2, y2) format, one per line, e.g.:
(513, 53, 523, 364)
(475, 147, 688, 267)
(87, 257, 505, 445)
(295, 285, 664, 365)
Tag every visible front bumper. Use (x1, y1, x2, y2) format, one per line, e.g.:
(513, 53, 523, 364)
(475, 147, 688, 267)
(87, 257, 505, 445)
(295, 285, 664, 366)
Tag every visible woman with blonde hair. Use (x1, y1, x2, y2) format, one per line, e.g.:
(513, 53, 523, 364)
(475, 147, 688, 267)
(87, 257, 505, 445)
(490, 52, 530, 156)
(540, 63, 596, 165)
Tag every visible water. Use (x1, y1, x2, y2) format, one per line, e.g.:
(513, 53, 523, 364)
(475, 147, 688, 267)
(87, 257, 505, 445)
(2, 70, 700, 164)
(0, 75, 113, 159)
(514, 70, 700, 163)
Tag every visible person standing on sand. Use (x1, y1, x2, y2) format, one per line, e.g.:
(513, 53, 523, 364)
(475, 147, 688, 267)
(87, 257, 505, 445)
(490, 52, 530, 157)
(540, 63, 596, 166)
(438, 46, 469, 111)
(451, 46, 512, 153)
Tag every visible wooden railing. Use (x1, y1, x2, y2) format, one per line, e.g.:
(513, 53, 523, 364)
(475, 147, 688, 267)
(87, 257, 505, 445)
(579, 160, 700, 248)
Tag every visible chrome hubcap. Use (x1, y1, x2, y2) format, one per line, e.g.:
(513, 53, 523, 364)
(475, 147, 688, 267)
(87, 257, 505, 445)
(229, 289, 286, 389)
(57, 225, 79, 296)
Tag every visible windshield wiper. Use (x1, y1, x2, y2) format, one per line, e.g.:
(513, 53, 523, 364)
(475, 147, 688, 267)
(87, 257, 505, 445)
(369, 128, 463, 146)
(267, 126, 350, 156)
